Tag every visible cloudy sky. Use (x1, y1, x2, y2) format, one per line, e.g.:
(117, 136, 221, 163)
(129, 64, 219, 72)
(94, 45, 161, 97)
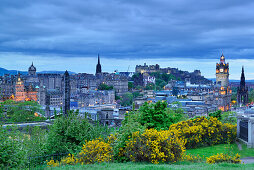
(1, 0, 254, 79)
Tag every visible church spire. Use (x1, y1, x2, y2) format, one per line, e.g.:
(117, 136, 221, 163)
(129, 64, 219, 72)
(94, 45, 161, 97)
(96, 54, 102, 74)
(98, 54, 100, 65)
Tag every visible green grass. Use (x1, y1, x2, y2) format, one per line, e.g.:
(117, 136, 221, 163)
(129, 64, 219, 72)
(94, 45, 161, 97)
(47, 162, 254, 170)
(186, 142, 254, 158)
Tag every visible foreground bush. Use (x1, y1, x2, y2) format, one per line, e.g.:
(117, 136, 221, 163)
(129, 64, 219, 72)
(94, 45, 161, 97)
(0, 126, 23, 168)
(77, 138, 113, 164)
(47, 138, 113, 166)
(169, 116, 236, 149)
(183, 154, 202, 163)
(206, 153, 241, 164)
(46, 112, 111, 154)
(123, 129, 185, 164)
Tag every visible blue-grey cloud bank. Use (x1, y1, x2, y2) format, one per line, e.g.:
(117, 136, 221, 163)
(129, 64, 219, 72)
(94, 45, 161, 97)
(1, 0, 254, 59)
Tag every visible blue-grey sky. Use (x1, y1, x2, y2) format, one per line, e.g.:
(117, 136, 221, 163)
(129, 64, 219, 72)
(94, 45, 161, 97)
(1, 0, 254, 79)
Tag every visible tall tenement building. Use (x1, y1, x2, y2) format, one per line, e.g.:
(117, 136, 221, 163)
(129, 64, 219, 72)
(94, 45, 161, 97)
(237, 67, 248, 106)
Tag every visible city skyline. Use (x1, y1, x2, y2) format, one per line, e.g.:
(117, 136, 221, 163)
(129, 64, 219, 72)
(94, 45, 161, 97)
(1, 1, 254, 79)
(0, 52, 254, 80)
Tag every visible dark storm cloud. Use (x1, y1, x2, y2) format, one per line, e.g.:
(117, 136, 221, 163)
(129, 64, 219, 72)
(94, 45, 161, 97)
(1, 0, 254, 59)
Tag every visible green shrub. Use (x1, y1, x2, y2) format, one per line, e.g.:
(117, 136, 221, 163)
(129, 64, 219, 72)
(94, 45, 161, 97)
(139, 101, 170, 130)
(46, 112, 110, 155)
(208, 110, 222, 120)
(221, 111, 237, 124)
(0, 126, 24, 168)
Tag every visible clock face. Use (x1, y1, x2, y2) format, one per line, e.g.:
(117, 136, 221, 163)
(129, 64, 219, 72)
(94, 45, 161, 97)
(220, 68, 224, 72)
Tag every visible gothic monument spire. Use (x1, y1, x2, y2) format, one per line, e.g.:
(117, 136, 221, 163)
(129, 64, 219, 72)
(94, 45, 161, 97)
(237, 66, 248, 106)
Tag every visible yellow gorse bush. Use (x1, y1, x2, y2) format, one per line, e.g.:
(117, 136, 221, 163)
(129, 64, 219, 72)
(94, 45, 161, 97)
(206, 153, 241, 164)
(169, 116, 236, 148)
(47, 138, 113, 167)
(124, 129, 186, 164)
(183, 154, 203, 163)
(46, 159, 60, 167)
(77, 138, 113, 164)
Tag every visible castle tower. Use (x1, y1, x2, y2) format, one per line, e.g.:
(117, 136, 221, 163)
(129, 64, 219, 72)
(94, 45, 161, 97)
(62, 70, 70, 116)
(96, 54, 102, 74)
(28, 62, 36, 76)
(216, 53, 229, 87)
(237, 66, 248, 106)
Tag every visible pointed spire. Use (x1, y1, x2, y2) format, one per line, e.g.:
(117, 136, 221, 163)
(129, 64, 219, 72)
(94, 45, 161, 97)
(64, 70, 69, 76)
(240, 66, 246, 88)
(32, 62, 33, 66)
(98, 54, 100, 65)
(96, 54, 102, 74)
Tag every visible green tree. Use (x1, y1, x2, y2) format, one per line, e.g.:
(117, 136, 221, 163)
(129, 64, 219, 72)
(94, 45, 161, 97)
(46, 112, 110, 154)
(3, 101, 45, 123)
(221, 111, 237, 124)
(120, 92, 133, 106)
(128, 82, 134, 91)
(98, 83, 113, 90)
(139, 101, 170, 130)
(208, 110, 222, 120)
(145, 83, 155, 90)
(0, 126, 24, 168)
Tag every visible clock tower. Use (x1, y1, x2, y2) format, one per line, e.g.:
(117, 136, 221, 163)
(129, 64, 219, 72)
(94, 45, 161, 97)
(216, 53, 229, 87)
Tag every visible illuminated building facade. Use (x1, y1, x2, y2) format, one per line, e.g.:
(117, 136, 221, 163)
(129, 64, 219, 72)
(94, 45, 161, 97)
(15, 73, 38, 102)
(216, 54, 229, 87)
(215, 54, 231, 111)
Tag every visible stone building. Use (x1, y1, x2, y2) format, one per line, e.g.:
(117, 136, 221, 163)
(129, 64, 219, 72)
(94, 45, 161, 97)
(47, 89, 63, 107)
(98, 108, 114, 126)
(237, 67, 248, 106)
(78, 90, 115, 107)
(0, 74, 15, 100)
(216, 54, 229, 87)
(15, 73, 38, 102)
(37, 73, 62, 90)
(28, 62, 36, 76)
(100, 73, 128, 96)
(214, 54, 231, 111)
(135, 63, 211, 85)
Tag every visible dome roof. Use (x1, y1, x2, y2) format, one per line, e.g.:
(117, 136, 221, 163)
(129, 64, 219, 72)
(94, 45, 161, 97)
(29, 62, 36, 71)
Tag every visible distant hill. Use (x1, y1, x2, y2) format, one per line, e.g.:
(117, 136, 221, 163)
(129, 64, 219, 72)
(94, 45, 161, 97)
(0, 67, 75, 76)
